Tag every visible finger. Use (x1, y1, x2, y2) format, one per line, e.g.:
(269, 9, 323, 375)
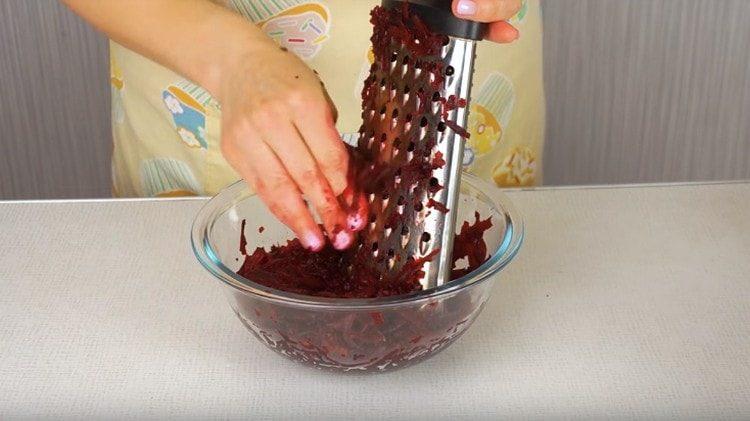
(341, 186, 369, 232)
(349, 192, 368, 232)
(294, 98, 349, 195)
(223, 135, 325, 251)
(260, 119, 354, 250)
(453, 0, 521, 23)
(322, 86, 339, 123)
(485, 20, 520, 43)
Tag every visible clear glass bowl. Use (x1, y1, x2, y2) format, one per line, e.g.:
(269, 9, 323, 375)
(191, 173, 523, 373)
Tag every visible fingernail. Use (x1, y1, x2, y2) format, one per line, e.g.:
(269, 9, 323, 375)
(456, 0, 477, 16)
(332, 229, 354, 250)
(347, 213, 365, 232)
(303, 232, 324, 252)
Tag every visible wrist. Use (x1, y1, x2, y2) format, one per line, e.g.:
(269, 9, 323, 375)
(204, 22, 278, 101)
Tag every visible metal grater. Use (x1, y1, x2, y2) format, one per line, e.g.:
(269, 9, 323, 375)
(354, 0, 486, 289)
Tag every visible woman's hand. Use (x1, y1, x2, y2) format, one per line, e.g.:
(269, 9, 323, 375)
(217, 41, 365, 252)
(452, 0, 523, 43)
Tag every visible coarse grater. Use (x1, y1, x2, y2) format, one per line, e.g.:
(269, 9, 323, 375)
(354, 0, 487, 289)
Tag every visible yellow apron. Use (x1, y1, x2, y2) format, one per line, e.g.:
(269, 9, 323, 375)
(109, 0, 544, 197)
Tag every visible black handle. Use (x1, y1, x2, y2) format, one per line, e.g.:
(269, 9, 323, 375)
(382, 0, 487, 40)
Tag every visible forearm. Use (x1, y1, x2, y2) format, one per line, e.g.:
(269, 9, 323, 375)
(61, 0, 271, 96)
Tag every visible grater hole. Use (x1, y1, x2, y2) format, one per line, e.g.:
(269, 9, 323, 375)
(404, 85, 411, 94)
(397, 195, 405, 206)
(421, 232, 431, 243)
(372, 242, 379, 252)
(401, 225, 409, 236)
(369, 213, 377, 223)
(423, 148, 432, 157)
(420, 117, 429, 127)
(414, 60, 422, 69)
(442, 35, 450, 46)
(445, 66, 455, 76)
(407, 142, 415, 152)
(380, 133, 387, 142)
(380, 77, 387, 87)
(390, 51, 398, 62)
(380, 105, 387, 115)
(405, 113, 413, 122)
(391, 108, 399, 119)
(387, 248, 395, 258)
(402, 55, 410, 65)
(418, 238, 430, 256)
(429, 177, 440, 188)
(414, 201, 424, 212)
(431, 92, 441, 102)
(401, 234, 410, 248)
(437, 122, 447, 132)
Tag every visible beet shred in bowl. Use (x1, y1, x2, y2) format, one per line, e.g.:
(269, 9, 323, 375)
(191, 174, 523, 373)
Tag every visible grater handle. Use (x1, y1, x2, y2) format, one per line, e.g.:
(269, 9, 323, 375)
(382, 0, 487, 40)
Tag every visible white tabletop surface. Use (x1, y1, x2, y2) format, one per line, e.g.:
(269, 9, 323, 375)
(1, 182, 749, 419)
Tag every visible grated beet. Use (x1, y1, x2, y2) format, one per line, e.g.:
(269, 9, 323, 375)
(237, 215, 490, 298)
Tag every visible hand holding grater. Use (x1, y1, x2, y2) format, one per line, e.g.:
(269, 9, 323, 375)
(353, 1, 487, 290)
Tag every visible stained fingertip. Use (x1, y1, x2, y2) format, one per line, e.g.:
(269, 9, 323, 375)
(302, 231, 325, 252)
(347, 212, 365, 232)
(486, 21, 520, 43)
(331, 228, 354, 250)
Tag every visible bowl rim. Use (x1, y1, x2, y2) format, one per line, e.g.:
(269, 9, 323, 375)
(191, 173, 524, 310)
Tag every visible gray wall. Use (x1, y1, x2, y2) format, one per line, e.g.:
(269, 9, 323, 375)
(0, 0, 110, 199)
(0, 0, 748, 199)
(542, 0, 750, 185)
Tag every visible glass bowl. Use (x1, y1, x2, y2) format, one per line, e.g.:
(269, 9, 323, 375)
(191, 173, 523, 373)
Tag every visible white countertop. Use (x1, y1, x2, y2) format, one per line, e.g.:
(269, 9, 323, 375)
(1, 182, 749, 419)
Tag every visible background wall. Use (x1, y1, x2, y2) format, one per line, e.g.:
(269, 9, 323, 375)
(542, 0, 750, 185)
(0, 0, 110, 199)
(0, 0, 748, 199)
